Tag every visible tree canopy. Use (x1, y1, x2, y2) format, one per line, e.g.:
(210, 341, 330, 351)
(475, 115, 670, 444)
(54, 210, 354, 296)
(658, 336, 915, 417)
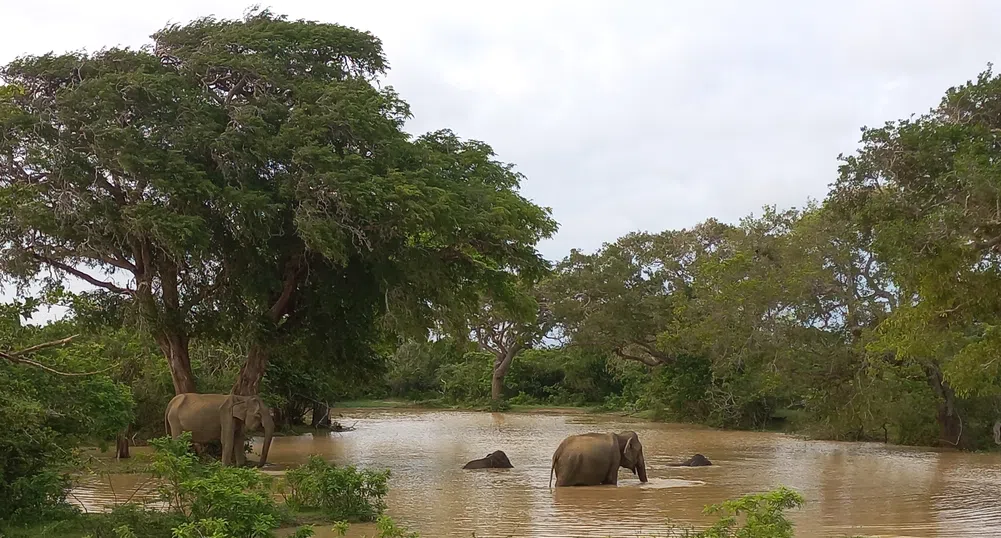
(0, 9, 557, 395)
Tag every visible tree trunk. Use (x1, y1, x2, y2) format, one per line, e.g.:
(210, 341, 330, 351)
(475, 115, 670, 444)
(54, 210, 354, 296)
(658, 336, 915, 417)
(116, 427, 130, 459)
(491, 347, 520, 401)
(311, 402, 330, 428)
(156, 332, 196, 394)
(232, 342, 268, 396)
(231, 253, 303, 397)
(491, 373, 505, 401)
(926, 364, 968, 449)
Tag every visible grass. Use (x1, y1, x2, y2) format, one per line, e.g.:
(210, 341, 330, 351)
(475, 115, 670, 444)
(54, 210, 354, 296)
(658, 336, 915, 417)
(332, 399, 417, 409)
(333, 398, 600, 414)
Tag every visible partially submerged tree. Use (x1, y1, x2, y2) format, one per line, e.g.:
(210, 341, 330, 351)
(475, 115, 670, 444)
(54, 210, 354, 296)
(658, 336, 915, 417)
(0, 9, 557, 396)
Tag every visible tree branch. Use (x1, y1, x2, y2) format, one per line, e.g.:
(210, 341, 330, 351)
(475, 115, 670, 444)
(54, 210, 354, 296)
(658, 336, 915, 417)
(33, 254, 133, 295)
(224, 75, 249, 104)
(614, 348, 664, 367)
(10, 335, 78, 356)
(182, 262, 228, 314)
(1, 335, 116, 376)
(268, 254, 304, 322)
(614, 342, 672, 367)
(859, 253, 895, 307)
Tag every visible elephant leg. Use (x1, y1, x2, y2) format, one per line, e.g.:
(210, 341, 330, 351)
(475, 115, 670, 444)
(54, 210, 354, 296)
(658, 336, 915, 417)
(603, 464, 618, 485)
(233, 423, 247, 467)
(166, 414, 182, 439)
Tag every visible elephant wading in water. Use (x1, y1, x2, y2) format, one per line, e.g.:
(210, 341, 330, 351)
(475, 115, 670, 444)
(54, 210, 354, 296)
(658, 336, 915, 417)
(549, 431, 648, 487)
(165, 393, 275, 467)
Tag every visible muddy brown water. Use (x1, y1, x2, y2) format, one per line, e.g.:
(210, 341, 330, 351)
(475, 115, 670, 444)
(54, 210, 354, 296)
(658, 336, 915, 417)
(70, 409, 1001, 537)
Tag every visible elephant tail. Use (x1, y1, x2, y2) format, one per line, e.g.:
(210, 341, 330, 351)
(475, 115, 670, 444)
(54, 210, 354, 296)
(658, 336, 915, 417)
(549, 455, 556, 489)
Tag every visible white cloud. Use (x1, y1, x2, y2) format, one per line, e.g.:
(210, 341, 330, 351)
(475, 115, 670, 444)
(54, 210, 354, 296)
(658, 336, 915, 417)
(4, 0, 1001, 322)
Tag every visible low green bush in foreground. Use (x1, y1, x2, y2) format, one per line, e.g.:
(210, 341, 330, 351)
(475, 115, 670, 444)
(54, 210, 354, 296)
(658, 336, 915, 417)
(17, 432, 397, 538)
(282, 455, 391, 522)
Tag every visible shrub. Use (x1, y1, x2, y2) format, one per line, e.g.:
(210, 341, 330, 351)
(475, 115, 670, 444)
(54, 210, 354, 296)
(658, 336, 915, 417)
(141, 433, 298, 538)
(436, 352, 492, 404)
(79, 504, 183, 538)
(0, 305, 134, 523)
(282, 455, 391, 522)
(694, 486, 804, 538)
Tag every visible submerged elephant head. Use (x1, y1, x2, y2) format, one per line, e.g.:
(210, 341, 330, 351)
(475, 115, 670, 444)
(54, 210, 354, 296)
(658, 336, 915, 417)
(615, 431, 648, 483)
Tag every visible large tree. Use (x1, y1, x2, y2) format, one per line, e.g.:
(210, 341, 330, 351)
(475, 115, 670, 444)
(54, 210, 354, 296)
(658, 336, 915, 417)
(0, 9, 557, 396)
(828, 65, 1001, 448)
(469, 284, 553, 401)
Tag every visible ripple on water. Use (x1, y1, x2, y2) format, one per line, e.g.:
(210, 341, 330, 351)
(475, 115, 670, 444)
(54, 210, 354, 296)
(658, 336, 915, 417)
(69, 473, 163, 513)
(74, 409, 1001, 537)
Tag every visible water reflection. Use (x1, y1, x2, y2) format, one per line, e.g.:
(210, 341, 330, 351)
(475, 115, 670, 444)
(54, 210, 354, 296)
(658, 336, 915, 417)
(73, 409, 1001, 537)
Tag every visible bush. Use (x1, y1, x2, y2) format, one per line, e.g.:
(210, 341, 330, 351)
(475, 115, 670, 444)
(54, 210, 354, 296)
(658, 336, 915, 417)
(79, 504, 183, 538)
(0, 301, 134, 523)
(385, 339, 469, 400)
(146, 433, 296, 537)
(694, 486, 804, 538)
(282, 455, 391, 522)
(436, 352, 492, 404)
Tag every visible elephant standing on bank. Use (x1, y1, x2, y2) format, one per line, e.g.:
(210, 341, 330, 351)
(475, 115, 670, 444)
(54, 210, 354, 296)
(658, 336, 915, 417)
(549, 431, 648, 487)
(164, 393, 275, 467)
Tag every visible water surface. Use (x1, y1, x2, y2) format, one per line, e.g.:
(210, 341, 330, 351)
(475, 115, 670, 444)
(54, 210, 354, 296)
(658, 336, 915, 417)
(71, 409, 1001, 537)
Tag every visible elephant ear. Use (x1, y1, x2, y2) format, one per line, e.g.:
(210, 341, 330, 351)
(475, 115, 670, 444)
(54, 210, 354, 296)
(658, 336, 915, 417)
(245, 398, 264, 423)
(622, 434, 640, 470)
(229, 396, 250, 420)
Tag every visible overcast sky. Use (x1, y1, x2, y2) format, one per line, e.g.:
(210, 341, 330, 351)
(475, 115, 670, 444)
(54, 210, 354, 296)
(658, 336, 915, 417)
(3, 0, 1001, 322)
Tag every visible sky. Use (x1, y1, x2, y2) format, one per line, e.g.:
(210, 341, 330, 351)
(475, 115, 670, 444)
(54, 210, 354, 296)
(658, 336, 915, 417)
(3, 0, 1001, 323)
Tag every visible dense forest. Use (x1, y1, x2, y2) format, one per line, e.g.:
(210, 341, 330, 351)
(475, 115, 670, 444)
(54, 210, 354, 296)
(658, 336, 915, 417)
(2, 8, 1001, 536)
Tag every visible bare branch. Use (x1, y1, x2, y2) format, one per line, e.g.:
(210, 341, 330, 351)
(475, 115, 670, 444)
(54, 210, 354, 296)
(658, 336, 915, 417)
(859, 253, 895, 307)
(182, 262, 228, 314)
(614, 347, 664, 367)
(10, 334, 78, 356)
(1, 335, 117, 376)
(33, 254, 133, 295)
(224, 75, 249, 104)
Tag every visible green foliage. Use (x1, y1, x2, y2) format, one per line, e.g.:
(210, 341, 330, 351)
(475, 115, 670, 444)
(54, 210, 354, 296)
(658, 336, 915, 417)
(262, 326, 388, 428)
(0, 6, 556, 399)
(325, 516, 419, 538)
(505, 347, 620, 405)
(79, 504, 183, 538)
(372, 516, 421, 538)
(384, 339, 469, 399)
(383, 339, 624, 407)
(282, 455, 390, 522)
(141, 433, 298, 538)
(437, 352, 494, 404)
(694, 487, 804, 538)
(0, 300, 133, 523)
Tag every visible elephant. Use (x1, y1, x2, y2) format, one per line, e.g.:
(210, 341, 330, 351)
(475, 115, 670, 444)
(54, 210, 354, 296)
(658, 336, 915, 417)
(669, 453, 712, 467)
(549, 431, 648, 487)
(164, 393, 275, 467)
(462, 450, 514, 469)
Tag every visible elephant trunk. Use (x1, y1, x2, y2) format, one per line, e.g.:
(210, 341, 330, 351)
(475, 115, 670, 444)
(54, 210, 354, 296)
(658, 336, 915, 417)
(259, 411, 274, 467)
(636, 453, 648, 483)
